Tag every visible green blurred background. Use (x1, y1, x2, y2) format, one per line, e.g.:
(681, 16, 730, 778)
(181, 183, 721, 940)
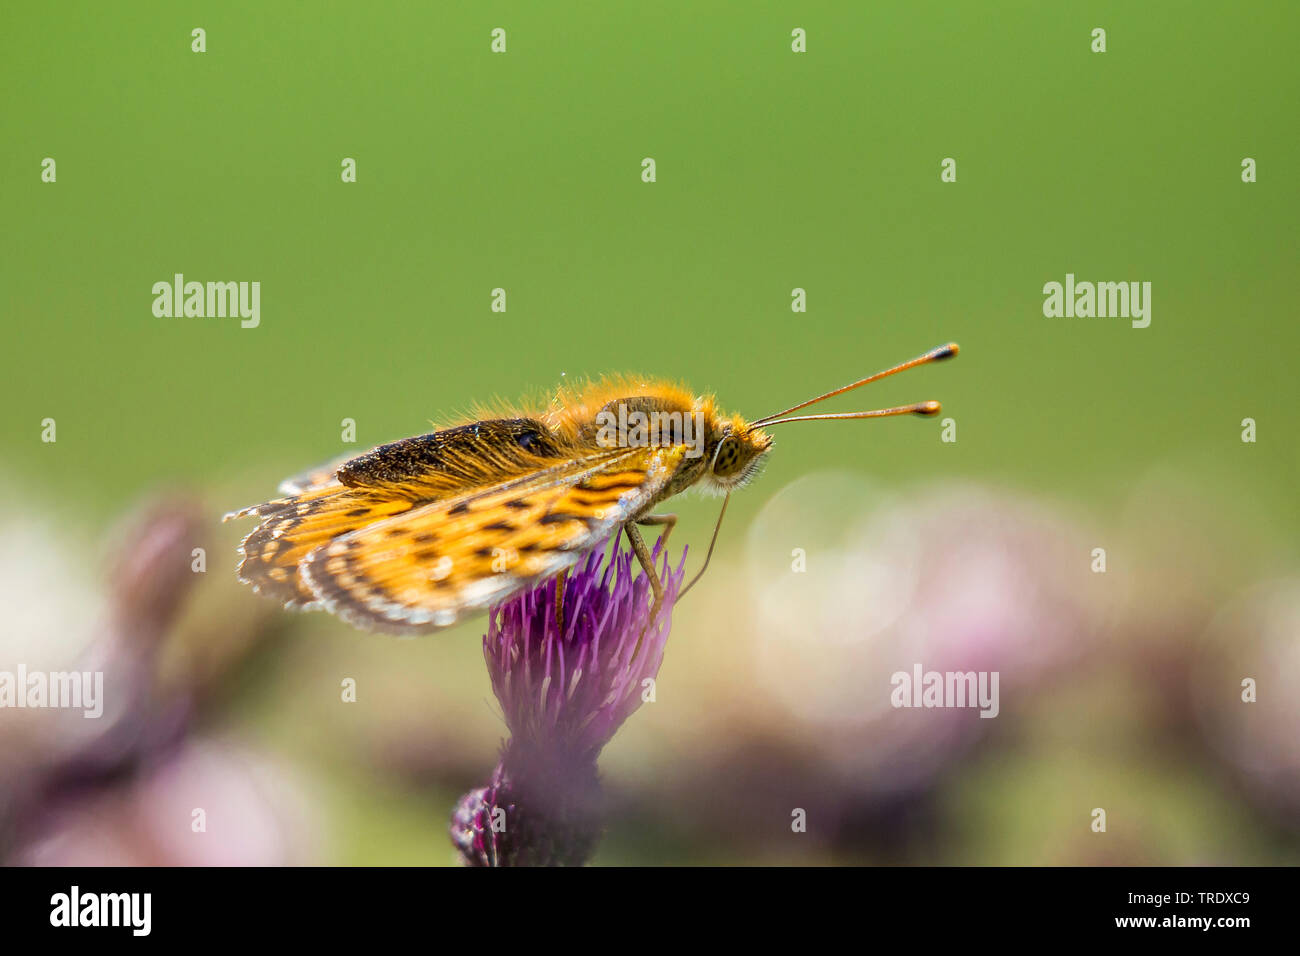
(2, 2, 1297, 865)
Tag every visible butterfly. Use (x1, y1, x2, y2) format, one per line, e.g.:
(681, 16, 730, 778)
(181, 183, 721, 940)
(224, 343, 958, 634)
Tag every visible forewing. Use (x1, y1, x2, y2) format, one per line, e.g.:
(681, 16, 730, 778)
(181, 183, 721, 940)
(299, 444, 689, 634)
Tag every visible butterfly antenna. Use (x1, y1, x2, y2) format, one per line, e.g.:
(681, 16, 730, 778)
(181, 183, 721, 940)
(751, 342, 958, 426)
(757, 401, 942, 427)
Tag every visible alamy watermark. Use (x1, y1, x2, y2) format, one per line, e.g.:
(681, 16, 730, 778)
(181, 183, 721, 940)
(890, 664, 999, 718)
(594, 403, 705, 459)
(0, 665, 103, 718)
(50, 886, 151, 936)
(1042, 273, 1151, 328)
(152, 273, 260, 328)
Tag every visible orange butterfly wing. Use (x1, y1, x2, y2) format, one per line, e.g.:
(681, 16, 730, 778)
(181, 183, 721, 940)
(226, 483, 420, 608)
(299, 444, 689, 634)
(226, 419, 582, 609)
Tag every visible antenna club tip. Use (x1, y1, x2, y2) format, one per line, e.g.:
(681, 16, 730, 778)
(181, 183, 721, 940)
(934, 342, 959, 360)
(916, 401, 942, 416)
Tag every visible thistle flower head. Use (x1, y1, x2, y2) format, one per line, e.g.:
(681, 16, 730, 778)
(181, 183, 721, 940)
(485, 541, 687, 765)
(452, 540, 687, 866)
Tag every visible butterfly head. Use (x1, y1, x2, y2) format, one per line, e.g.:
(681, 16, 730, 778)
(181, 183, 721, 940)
(704, 416, 773, 493)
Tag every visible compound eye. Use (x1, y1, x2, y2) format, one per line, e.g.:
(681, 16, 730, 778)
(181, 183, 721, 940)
(712, 435, 745, 478)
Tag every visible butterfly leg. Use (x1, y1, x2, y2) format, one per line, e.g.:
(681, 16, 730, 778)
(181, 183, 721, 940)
(636, 512, 678, 550)
(554, 568, 568, 632)
(623, 522, 665, 621)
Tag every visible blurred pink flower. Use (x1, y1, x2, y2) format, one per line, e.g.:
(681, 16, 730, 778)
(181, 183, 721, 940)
(1, 494, 319, 865)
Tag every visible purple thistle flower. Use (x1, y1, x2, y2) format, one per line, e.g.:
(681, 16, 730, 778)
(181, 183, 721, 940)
(451, 540, 687, 866)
